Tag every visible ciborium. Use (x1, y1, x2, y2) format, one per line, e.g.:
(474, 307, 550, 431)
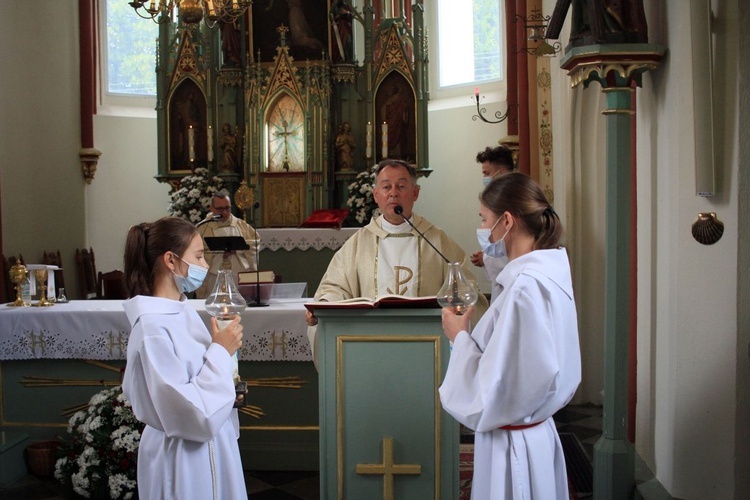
(7, 259, 30, 307)
(31, 268, 54, 307)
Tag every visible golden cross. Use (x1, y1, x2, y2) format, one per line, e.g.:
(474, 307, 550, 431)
(355, 437, 422, 500)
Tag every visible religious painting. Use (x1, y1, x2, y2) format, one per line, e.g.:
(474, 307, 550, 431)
(251, 0, 328, 62)
(266, 93, 305, 172)
(168, 79, 207, 173)
(375, 72, 416, 163)
(329, 0, 355, 63)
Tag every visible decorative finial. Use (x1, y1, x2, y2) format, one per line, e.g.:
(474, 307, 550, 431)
(277, 24, 289, 46)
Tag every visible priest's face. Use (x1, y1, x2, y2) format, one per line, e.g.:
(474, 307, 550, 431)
(211, 196, 232, 222)
(373, 164, 420, 224)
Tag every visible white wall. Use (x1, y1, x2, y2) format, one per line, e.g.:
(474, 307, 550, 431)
(0, 2, 87, 297)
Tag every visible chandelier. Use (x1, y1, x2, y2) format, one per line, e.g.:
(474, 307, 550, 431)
(128, 0, 251, 27)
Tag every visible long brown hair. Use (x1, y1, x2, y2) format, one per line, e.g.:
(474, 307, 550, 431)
(480, 172, 563, 250)
(123, 216, 198, 297)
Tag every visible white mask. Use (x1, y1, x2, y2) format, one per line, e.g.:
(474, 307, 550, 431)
(476, 217, 510, 259)
(476, 218, 501, 251)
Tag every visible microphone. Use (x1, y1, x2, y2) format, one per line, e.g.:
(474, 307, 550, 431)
(393, 205, 450, 264)
(196, 213, 221, 227)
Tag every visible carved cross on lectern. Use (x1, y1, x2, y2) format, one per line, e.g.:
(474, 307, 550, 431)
(355, 437, 422, 500)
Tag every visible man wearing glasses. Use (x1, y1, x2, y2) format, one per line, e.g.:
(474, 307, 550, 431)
(195, 190, 260, 298)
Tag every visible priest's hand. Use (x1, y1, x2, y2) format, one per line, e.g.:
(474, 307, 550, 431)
(305, 310, 318, 326)
(441, 306, 474, 342)
(211, 316, 244, 356)
(470, 251, 485, 267)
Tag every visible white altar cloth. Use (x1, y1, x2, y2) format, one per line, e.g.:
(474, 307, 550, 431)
(0, 299, 311, 362)
(257, 227, 358, 252)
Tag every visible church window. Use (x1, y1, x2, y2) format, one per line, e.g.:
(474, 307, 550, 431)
(102, 0, 159, 97)
(436, 0, 504, 88)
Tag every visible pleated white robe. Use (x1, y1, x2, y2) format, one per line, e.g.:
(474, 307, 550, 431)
(439, 249, 581, 499)
(122, 296, 247, 500)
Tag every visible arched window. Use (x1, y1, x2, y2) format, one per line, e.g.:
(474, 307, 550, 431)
(436, 0, 504, 88)
(101, 0, 159, 98)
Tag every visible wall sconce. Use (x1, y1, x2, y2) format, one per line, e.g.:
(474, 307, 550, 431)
(79, 148, 102, 185)
(514, 9, 561, 58)
(472, 88, 512, 124)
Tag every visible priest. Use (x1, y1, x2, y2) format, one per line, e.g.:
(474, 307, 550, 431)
(195, 191, 259, 298)
(307, 159, 488, 364)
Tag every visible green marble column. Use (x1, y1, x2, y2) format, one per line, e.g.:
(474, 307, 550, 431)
(561, 44, 664, 499)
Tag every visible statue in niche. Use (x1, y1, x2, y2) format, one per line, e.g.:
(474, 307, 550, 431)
(220, 19, 242, 67)
(331, 0, 355, 62)
(253, 0, 327, 61)
(378, 81, 412, 160)
(220, 123, 243, 173)
(548, 0, 648, 46)
(334, 122, 355, 171)
(169, 85, 206, 170)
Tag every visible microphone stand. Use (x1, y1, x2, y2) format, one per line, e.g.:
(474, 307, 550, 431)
(394, 205, 459, 301)
(247, 203, 267, 307)
(394, 206, 450, 264)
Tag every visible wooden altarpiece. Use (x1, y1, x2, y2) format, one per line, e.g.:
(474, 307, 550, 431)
(153, 1, 429, 227)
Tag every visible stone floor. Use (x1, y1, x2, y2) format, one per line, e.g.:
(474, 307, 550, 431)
(0, 403, 602, 499)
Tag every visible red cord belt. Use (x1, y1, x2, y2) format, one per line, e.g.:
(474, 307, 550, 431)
(500, 420, 544, 431)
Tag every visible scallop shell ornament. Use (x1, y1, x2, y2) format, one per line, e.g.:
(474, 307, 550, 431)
(691, 212, 724, 245)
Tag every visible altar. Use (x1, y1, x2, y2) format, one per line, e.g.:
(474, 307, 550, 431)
(0, 299, 320, 470)
(257, 227, 358, 294)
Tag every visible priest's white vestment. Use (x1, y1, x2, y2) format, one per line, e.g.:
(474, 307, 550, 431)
(439, 249, 581, 499)
(315, 214, 487, 308)
(122, 296, 247, 500)
(196, 213, 259, 298)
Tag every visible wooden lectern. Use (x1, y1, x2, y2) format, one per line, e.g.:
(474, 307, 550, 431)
(312, 303, 459, 500)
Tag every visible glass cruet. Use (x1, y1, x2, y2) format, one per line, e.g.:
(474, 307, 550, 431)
(204, 270, 247, 384)
(436, 263, 479, 315)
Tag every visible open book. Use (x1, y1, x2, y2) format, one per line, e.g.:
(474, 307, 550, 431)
(304, 295, 438, 312)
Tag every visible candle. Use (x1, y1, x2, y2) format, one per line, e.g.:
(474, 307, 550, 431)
(188, 125, 195, 162)
(381, 122, 388, 159)
(365, 121, 372, 159)
(381, 123, 388, 159)
(207, 125, 213, 162)
(207, 0, 216, 16)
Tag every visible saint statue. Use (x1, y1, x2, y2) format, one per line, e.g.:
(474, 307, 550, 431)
(220, 123, 242, 173)
(334, 122, 356, 171)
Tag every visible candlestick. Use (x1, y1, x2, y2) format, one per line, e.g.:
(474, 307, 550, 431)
(365, 121, 372, 159)
(207, 125, 214, 162)
(381, 122, 388, 159)
(188, 125, 195, 162)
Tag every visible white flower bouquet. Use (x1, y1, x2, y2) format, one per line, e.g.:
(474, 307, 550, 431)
(55, 385, 144, 499)
(167, 167, 227, 223)
(346, 169, 380, 225)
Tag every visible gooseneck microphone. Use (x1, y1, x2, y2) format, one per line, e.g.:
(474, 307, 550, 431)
(196, 213, 222, 227)
(393, 205, 450, 264)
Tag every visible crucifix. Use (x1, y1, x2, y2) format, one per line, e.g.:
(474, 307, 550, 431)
(273, 116, 294, 171)
(355, 437, 422, 500)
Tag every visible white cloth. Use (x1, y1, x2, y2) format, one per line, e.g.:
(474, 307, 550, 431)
(439, 248, 581, 499)
(483, 254, 507, 303)
(122, 296, 247, 500)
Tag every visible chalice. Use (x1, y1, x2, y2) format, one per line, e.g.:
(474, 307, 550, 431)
(7, 261, 30, 307)
(32, 269, 54, 307)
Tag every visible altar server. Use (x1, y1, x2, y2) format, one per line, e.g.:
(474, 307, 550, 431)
(122, 216, 247, 500)
(439, 173, 581, 499)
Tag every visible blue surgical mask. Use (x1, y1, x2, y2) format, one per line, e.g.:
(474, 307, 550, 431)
(477, 218, 510, 259)
(476, 218, 501, 251)
(172, 254, 208, 293)
(482, 176, 492, 187)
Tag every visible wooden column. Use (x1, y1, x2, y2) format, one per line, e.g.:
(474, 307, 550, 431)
(561, 44, 663, 499)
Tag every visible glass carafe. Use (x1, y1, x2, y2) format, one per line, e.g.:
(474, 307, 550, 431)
(204, 270, 247, 385)
(436, 263, 478, 315)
